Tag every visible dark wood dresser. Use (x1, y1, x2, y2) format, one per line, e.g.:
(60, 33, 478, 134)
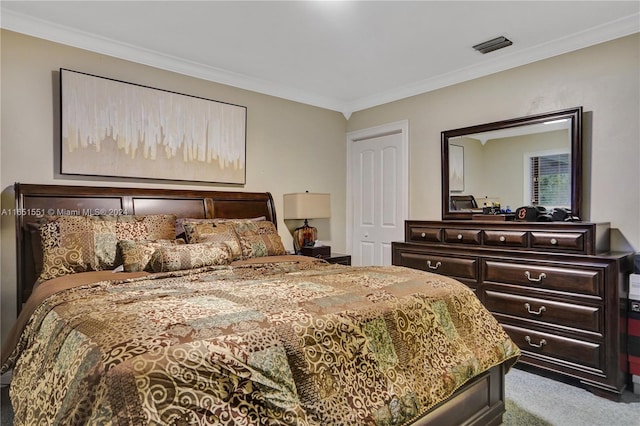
(392, 220, 633, 398)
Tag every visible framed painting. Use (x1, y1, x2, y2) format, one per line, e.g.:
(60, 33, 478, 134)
(60, 69, 247, 184)
(449, 144, 464, 192)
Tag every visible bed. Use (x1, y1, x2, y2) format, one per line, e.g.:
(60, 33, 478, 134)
(2, 183, 519, 425)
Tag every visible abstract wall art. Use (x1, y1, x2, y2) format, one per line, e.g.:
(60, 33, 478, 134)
(60, 69, 247, 184)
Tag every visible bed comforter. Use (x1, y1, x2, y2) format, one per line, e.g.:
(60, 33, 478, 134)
(1, 257, 519, 425)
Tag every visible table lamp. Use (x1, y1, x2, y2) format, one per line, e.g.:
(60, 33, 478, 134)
(283, 192, 331, 253)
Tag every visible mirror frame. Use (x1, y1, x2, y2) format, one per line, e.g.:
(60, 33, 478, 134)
(441, 107, 583, 220)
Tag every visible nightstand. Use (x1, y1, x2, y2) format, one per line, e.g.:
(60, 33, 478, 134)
(301, 252, 351, 265)
(323, 253, 351, 265)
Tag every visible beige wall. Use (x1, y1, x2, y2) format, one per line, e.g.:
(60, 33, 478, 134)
(0, 30, 348, 339)
(348, 34, 640, 253)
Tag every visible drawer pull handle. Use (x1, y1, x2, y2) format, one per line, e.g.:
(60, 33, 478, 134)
(421, 232, 426, 238)
(525, 335, 547, 348)
(457, 234, 463, 240)
(550, 238, 558, 245)
(427, 261, 442, 270)
(499, 236, 506, 242)
(524, 303, 546, 315)
(524, 271, 546, 282)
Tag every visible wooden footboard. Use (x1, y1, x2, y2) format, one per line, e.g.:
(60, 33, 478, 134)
(412, 362, 507, 426)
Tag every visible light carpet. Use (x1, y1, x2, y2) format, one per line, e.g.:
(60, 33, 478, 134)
(503, 367, 639, 426)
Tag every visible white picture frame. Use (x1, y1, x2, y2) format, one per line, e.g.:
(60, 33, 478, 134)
(449, 144, 464, 192)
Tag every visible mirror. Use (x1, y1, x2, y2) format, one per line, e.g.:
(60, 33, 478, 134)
(441, 107, 582, 220)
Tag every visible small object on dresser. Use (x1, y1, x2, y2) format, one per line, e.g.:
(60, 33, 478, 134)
(301, 245, 331, 258)
(472, 214, 515, 221)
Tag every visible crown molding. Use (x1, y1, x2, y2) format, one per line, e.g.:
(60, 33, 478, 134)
(2, 8, 638, 119)
(0, 9, 345, 113)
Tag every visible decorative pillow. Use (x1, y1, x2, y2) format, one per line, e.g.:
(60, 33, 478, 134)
(175, 216, 267, 239)
(148, 242, 232, 272)
(89, 214, 176, 269)
(37, 214, 177, 282)
(38, 216, 93, 282)
(175, 217, 208, 239)
(118, 239, 185, 272)
(210, 216, 267, 224)
(230, 220, 286, 259)
(27, 221, 48, 279)
(182, 221, 243, 260)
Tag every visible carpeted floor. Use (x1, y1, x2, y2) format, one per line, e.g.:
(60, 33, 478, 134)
(504, 398, 553, 425)
(1, 385, 12, 425)
(1, 367, 638, 425)
(503, 367, 640, 426)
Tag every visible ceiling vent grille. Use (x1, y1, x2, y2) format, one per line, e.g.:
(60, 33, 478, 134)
(473, 36, 513, 54)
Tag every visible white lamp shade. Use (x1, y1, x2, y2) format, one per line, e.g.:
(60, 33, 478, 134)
(283, 193, 331, 220)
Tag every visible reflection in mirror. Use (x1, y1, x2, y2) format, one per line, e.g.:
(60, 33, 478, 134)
(441, 107, 582, 220)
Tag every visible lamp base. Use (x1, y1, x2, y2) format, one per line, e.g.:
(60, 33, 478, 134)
(292, 222, 317, 253)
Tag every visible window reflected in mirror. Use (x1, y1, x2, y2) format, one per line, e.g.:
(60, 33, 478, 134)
(527, 151, 570, 207)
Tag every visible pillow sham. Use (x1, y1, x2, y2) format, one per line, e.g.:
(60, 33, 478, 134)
(37, 214, 177, 282)
(230, 220, 286, 259)
(175, 217, 209, 239)
(209, 216, 267, 224)
(175, 216, 267, 239)
(38, 216, 93, 282)
(118, 239, 185, 272)
(148, 242, 232, 272)
(182, 221, 243, 260)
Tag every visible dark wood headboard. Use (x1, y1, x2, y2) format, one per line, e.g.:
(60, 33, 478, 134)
(14, 182, 277, 309)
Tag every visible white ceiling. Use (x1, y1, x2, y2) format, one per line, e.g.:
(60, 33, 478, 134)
(2, 1, 639, 118)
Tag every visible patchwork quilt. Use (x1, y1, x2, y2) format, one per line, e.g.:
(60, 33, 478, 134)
(1, 258, 519, 425)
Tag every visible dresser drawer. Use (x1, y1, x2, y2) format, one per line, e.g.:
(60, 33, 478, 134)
(484, 289, 602, 333)
(483, 230, 527, 248)
(408, 226, 442, 243)
(530, 231, 585, 252)
(484, 260, 602, 297)
(394, 251, 478, 281)
(443, 228, 482, 245)
(502, 324, 602, 370)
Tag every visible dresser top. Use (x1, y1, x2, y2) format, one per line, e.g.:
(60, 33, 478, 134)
(404, 220, 611, 255)
(407, 220, 609, 229)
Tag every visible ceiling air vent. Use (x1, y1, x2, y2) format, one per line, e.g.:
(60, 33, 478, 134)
(473, 36, 513, 54)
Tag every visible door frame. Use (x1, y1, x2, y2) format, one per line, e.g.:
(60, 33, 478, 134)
(346, 120, 409, 261)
